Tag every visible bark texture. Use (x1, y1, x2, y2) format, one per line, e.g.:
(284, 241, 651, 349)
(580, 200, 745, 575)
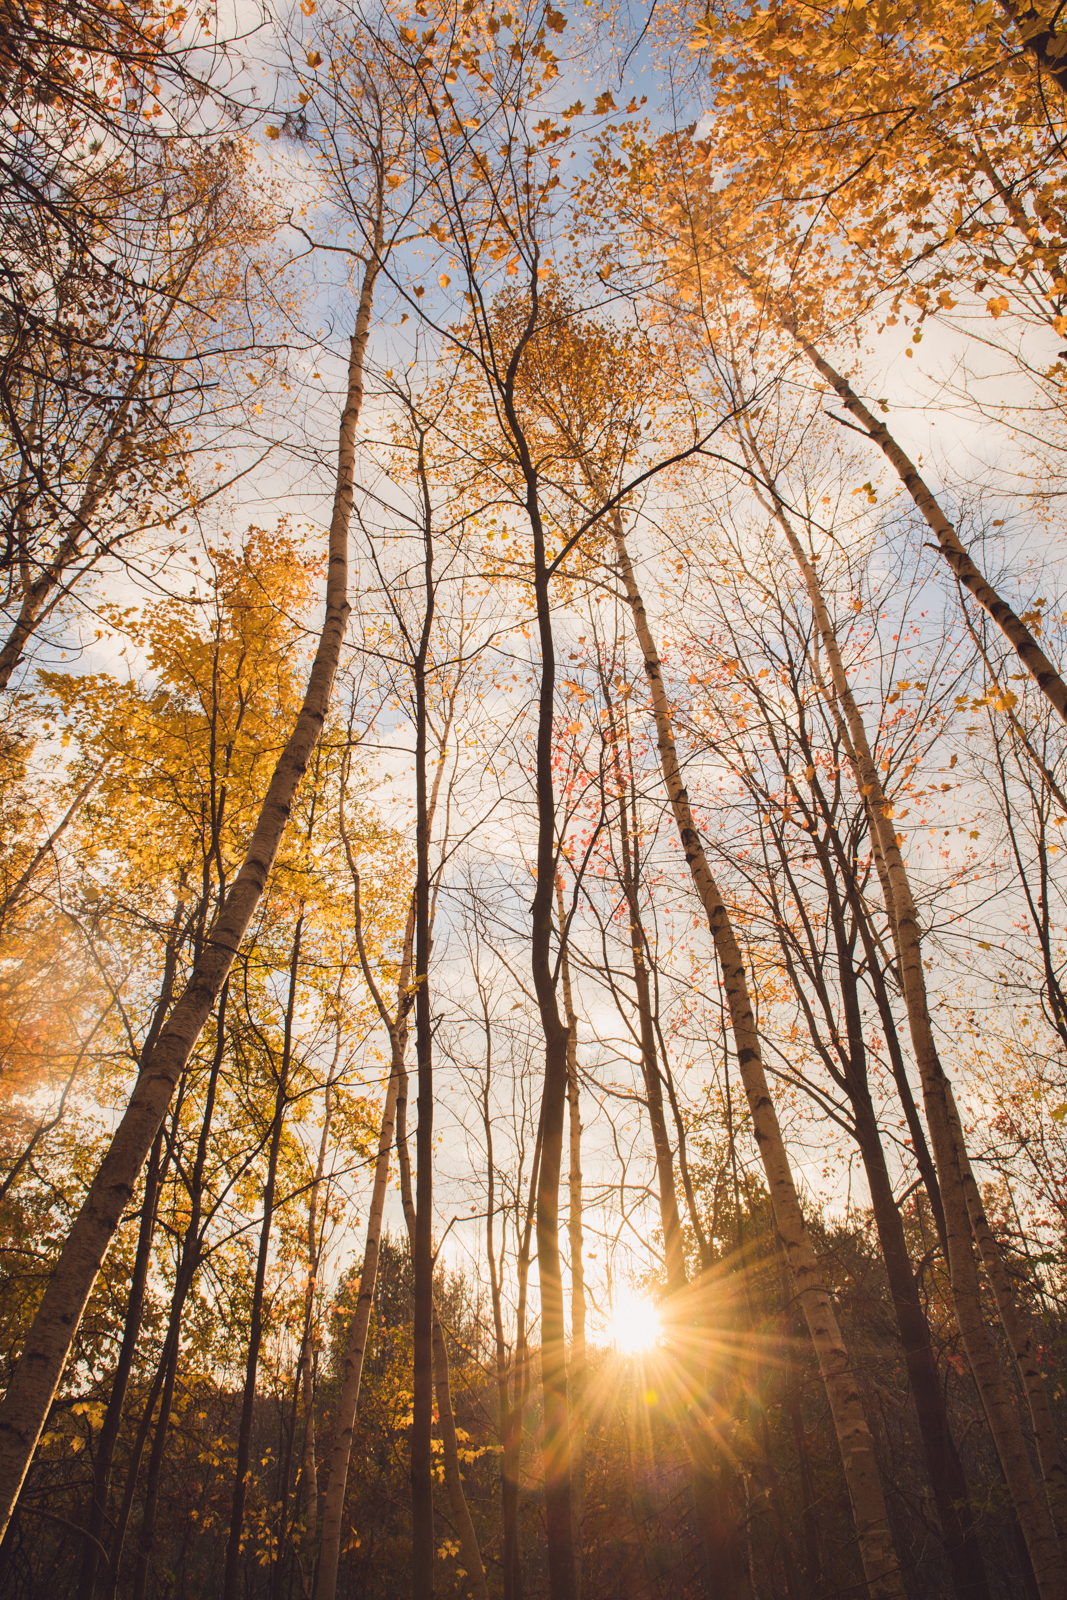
(0, 253, 380, 1540)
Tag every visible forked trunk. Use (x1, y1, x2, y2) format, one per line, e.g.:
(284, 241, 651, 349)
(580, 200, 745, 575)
(611, 513, 905, 1600)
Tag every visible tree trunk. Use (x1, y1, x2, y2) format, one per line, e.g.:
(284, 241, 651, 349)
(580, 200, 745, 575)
(945, 1082, 1067, 1547)
(756, 469, 1066, 1597)
(394, 1051, 487, 1600)
(76, 894, 186, 1600)
(556, 877, 586, 1587)
(106, 979, 229, 1599)
(611, 512, 906, 1600)
(412, 739, 435, 1600)
(75, 1125, 166, 1600)
(603, 703, 687, 1294)
(756, 685, 992, 1600)
(312, 897, 413, 1600)
(222, 914, 304, 1600)
(431, 1311, 489, 1600)
(523, 496, 577, 1600)
(294, 1075, 335, 1564)
(0, 247, 382, 1539)
(129, 1314, 183, 1600)
(504, 1106, 542, 1600)
(793, 335, 1067, 727)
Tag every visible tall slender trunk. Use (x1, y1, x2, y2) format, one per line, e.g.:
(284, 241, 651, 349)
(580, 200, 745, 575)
(75, 1125, 166, 1600)
(481, 1018, 522, 1600)
(753, 459, 1067, 1596)
(789, 817, 991, 1600)
(602, 700, 687, 1293)
(296, 1078, 335, 1548)
(76, 894, 186, 1600)
(849, 1083, 990, 1600)
(394, 1052, 487, 1600)
(751, 693, 991, 1600)
(814, 835, 989, 1599)
(602, 688, 744, 1593)
(410, 446, 437, 1600)
(129, 1314, 183, 1600)
(945, 1081, 1067, 1542)
(0, 248, 381, 1538)
(107, 981, 230, 1599)
(504, 1107, 542, 1600)
(521, 480, 576, 1600)
(222, 914, 304, 1600)
(313, 897, 414, 1600)
(431, 1310, 489, 1600)
(611, 512, 906, 1600)
(274, 1041, 340, 1600)
(556, 878, 586, 1586)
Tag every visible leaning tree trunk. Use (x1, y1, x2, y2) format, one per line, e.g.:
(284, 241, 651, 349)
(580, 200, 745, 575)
(611, 512, 906, 1600)
(792, 333, 1067, 727)
(756, 470, 1067, 1596)
(0, 249, 381, 1541)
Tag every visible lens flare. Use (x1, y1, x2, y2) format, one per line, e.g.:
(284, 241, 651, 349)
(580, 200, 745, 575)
(610, 1287, 661, 1355)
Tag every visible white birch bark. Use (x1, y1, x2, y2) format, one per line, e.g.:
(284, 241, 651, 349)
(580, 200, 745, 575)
(0, 249, 382, 1542)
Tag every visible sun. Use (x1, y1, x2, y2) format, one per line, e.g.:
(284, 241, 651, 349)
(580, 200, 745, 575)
(610, 1287, 661, 1355)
